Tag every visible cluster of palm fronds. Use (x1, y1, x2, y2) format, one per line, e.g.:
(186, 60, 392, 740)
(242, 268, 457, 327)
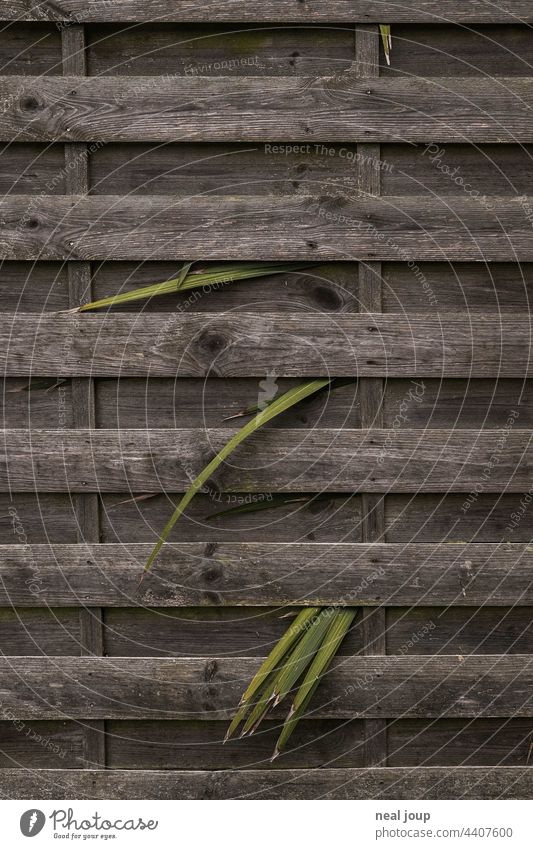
(80, 262, 357, 757)
(225, 606, 356, 757)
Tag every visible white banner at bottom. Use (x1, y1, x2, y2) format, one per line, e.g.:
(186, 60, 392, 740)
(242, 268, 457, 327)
(1, 799, 530, 848)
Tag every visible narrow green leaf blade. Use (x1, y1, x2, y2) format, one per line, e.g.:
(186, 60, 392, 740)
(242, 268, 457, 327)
(207, 494, 313, 521)
(144, 379, 331, 575)
(380, 24, 392, 64)
(78, 262, 317, 311)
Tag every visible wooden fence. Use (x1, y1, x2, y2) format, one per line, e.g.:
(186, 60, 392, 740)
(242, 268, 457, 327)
(0, 1, 531, 799)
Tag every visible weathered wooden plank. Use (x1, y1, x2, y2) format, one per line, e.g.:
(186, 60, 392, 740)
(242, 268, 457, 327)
(93, 376, 533, 431)
(0, 491, 362, 544)
(389, 719, 532, 767)
(103, 606, 533, 658)
(106, 718, 366, 770)
(382, 262, 533, 313)
(106, 718, 531, 770)
(90, 262, 359, 314)
(386, 607, 533, 656)
(87, 24, 356, 78)
(90, 142, 362, 198)
(7, 2, 533, 24)
(381, 25, 533, 79)
(0, 766, 529, 799)
(0, 607, 80, 655)
(1, 428, 532, 493)
(105, 607, 365, 658)
(4, 194, 533, 261)
(0, 378, 72, 428)
(383, 143, 533, 197)
(2, 313, 533, 377)
(0, 721, 85, 769)
(387, 493, 533, 543)
(89, 143, 533, 199)
(0, 261, 69, 312)
(2, 76, 533, 143)
(1, 543, 530, 607)
(384, 379, 533, 429)
(0, 494, 80, 543)
(0, 655, 530, 719)
(96, 377, 361, 429)
(4, 194, 533, 260)
(0, 22, 62, 75)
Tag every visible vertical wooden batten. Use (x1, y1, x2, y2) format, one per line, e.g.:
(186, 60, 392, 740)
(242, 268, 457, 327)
(61, 23, 105, 769)
(355, 23, 388, 768)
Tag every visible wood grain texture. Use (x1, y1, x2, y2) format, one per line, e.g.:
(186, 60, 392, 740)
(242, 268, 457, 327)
(2, 313, 533, 377)
(0, 655, 530, 720)
(0, 542, 530, 607)
(104, 717, 531, 769)
(7, 2, 533, 24)
(4, 194, 533, 261)
(1, 428, 532, 493)
(2, 76, 533, 143)
(0, 766, 530, 799)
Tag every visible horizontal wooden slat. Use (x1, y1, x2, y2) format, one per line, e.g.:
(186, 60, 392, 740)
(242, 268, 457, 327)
(0, 543, 531, 606)
(1, 428, 533, 492)
(105, 717, 531, 769)
(106, 607, 532, 657)
(0, 766, 530, 799)
(0, 655, 530, 719)
(4, 194, 533, 260)
(4, 195, 533, 261)
(7, 2, 533, 24)
(2, 76, 533, 143)
(2, 313, 533, 376)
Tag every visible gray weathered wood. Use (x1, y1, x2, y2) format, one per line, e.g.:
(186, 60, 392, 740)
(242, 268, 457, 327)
(0, 655, 530, 720)
(2, 313, 533, 376)
(88, 143, 533, 200)
(105, 717, 531, 770)
(1, 428, 532, 492)
(62, 21, 105, 769)
(387, 492, 533, 543)
(104, 606, 531, 659)
(0, 766, 530, 799)
(356, 23, 388, 767)
(7, 2, 533, 24)
(3, 193, 533, 260)
(96, 377, 362, 429)
(0, 542, 530, 607)
(2, 76, 533, 143)
(3, 194, 533, 261)
(0, 491, 363, 545)
(87, 25, 356, 78)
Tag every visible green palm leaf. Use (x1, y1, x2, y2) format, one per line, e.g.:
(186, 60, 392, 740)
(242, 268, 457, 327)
(77, 262, 316, 311)
(380, 24, 392, 65)
(379, 24, 392, 65)
(143, 379, 331, 576)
